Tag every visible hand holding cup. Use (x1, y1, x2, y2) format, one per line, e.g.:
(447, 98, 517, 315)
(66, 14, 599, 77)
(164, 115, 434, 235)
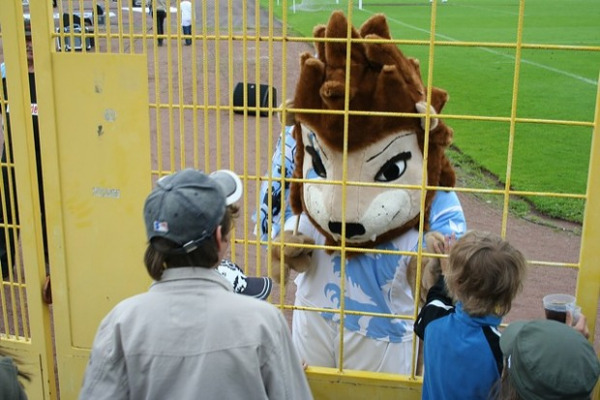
(542, 293, 575, 324)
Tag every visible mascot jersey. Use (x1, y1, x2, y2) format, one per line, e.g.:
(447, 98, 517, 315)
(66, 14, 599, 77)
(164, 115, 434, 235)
(256, 126, 467, 343)
(288, 214, 420, 342)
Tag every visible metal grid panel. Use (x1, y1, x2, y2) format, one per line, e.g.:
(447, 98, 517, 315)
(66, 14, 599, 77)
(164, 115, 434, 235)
(0, 0, 598, 398)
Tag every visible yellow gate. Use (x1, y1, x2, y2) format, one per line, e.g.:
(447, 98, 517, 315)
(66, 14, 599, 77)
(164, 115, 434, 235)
(0, 0, 598, 399)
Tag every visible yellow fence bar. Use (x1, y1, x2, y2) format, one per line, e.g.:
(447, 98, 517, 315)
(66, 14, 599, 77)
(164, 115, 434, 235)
(1, 0, 598, 398)
(577, 74, 600, 339)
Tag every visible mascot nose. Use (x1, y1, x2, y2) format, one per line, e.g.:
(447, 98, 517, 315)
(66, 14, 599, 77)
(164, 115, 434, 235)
(328, 221, 366, 239)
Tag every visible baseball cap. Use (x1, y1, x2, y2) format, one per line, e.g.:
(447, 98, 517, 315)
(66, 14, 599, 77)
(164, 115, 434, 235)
(500, 319, 600, 400)
(217, 259, 273, 300)
(144, 168, 242, 254)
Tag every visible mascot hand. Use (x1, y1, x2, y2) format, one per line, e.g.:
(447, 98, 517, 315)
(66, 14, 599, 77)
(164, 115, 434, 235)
(408, 231, 450, 304)
(422, 231, 447, 291)
(271, 231, 315, 283)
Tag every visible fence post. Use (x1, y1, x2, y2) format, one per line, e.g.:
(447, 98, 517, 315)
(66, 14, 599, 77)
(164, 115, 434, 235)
(576, 74, 600, 340)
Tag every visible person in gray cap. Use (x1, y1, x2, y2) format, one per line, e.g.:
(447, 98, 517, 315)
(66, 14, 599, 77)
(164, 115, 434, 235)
(490, 319, 600, 400)
(79, 168, 313, 400)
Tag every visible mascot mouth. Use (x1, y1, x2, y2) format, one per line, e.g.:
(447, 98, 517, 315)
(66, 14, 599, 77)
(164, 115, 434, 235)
(328, 221, 366, 240)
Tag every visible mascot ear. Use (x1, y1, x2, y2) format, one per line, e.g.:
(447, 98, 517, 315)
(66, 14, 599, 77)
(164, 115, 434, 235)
(416, 87, 453, 149)
(416, 101, 439, 132)
(416, 86, 449, 132)
(430, 86, 449, 113)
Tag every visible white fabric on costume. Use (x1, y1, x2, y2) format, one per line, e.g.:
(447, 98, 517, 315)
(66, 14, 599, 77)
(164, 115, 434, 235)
(286, 214, 420, 373)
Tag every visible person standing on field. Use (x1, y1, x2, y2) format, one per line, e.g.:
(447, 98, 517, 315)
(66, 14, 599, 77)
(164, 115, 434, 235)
(151, 0, 168, 46)
(180, 0, 192, 45)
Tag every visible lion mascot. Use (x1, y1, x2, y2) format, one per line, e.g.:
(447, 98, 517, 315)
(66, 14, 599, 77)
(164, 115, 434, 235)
(255, 11, 466, 374)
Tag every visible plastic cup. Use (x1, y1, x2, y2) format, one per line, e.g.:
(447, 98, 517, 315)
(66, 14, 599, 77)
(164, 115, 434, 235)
(566, 303, 581, 326)
(542, 293, 576, 323)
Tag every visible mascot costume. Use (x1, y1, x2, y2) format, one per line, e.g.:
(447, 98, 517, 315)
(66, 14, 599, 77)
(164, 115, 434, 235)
(256, 11, 466, 374)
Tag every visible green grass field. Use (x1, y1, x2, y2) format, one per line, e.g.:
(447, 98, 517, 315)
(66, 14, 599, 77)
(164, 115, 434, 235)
(260, 0, 600, 223)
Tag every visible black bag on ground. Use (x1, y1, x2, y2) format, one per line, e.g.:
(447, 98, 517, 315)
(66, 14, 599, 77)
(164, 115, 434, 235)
(233, 83, 277, 117)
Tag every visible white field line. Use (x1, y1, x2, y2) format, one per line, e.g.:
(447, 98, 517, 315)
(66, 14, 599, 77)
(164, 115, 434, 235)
(361, 8, 598, 87)
(459, 3, 521, 17)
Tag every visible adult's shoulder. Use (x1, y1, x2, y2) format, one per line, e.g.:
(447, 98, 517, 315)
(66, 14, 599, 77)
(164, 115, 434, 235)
(94, 291, 153, 326)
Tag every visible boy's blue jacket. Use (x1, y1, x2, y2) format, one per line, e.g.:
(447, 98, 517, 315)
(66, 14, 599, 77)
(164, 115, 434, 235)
(415, 276, 503, 400)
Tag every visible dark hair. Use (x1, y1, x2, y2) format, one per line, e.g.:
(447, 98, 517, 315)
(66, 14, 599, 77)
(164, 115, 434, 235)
(143, 205, 238, 280)
(445, 231, 527, 317)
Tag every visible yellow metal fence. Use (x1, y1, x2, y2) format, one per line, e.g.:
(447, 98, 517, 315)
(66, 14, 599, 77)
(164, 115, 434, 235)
(0, 0, 598, 399)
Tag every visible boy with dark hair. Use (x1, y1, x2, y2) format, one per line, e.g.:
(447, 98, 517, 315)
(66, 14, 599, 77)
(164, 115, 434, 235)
(80, 168, 312, 399)
(415, 230, 527, 399)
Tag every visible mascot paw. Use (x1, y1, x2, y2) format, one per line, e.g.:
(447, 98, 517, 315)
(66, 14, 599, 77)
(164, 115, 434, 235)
(408, 231, 448, 304)
(271, 231, 315, 283)
(422, 231, 447, 293)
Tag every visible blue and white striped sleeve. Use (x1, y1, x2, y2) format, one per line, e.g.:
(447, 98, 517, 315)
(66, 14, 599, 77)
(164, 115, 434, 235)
(254, 125, 297, 241)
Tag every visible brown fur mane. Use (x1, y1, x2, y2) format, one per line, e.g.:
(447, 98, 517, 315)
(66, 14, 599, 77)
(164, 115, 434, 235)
(290, 11, 455, 249)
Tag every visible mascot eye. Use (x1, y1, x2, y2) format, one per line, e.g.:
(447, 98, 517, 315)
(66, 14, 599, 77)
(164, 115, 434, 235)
(375, 152, 412, 182)
(306, 145, 327, 178)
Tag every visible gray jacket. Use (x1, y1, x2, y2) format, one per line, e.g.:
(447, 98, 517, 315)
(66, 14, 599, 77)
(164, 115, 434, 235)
(79, 267, 313, 400)
(0, 357, 27, 400)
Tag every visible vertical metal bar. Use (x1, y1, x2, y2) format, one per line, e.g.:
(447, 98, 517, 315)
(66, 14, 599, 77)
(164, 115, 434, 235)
(501, 0, 526, 238)
(214, 0, 222, 171)
(410, 0, 440, 379)
(176, 1, 185, 167)
(1, 0, 58, 397)
(337, 0, 355, 372)
(577, 73, 600, 340)
(190, 1, 199, 169)
(201, 0, 210, 172)
(151, 0, 163, 176)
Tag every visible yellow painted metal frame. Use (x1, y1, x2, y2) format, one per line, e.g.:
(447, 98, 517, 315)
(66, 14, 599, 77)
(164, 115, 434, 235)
(0, 0, 57, 398)
(48, 52, 152, 399)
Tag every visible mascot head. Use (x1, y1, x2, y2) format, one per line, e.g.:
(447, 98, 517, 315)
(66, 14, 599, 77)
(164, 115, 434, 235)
(289, 11, 455, 249)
